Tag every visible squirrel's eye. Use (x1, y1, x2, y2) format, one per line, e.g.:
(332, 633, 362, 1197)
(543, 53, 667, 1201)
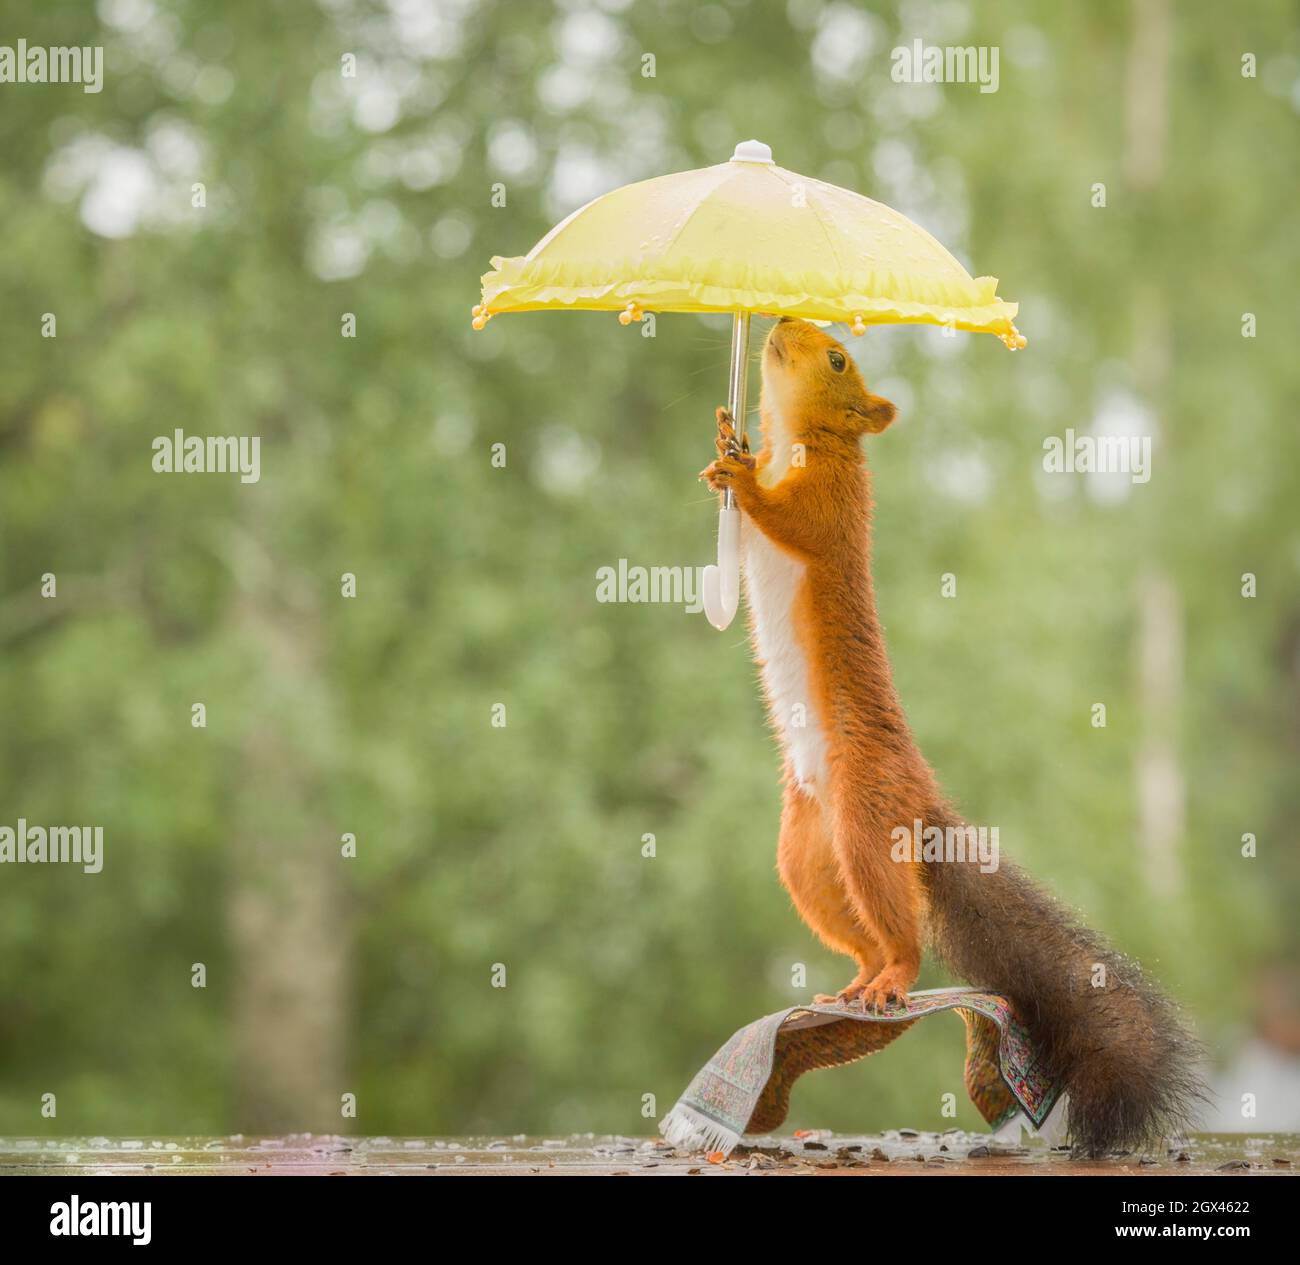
(828, 350, 846, 372)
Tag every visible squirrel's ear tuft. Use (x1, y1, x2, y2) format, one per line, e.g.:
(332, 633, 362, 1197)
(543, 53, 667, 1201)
(851, 393, 897, 434)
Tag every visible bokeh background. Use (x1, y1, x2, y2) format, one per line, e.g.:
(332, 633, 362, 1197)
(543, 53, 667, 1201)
(2, 0, 1298, 1138)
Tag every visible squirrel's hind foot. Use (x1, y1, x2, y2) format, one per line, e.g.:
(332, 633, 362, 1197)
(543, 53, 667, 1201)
(816, 966, 913, 1014)
(856, 964, 914, 1013)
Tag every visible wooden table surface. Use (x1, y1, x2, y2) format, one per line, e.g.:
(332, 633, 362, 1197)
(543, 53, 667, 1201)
(1, 1131, 1295, 1176)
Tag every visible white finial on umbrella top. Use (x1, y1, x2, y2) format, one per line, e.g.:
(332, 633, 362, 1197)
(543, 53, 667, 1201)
(730, 139, 774, 164)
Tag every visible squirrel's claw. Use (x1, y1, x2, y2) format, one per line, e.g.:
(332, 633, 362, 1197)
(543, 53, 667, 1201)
(704, 407, 756, 492)
(716, 406, 752, 447)
(714, 407, 737, 458)
(713, 406, 755, 465)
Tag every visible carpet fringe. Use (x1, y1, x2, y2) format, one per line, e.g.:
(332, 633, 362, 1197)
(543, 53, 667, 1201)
(659, 1104, 740, 1156)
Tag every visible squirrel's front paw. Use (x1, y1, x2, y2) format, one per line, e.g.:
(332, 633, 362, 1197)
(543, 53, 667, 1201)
(699, 453, 756, 494)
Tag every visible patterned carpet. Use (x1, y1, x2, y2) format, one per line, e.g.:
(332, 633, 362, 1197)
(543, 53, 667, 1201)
(661, 987, 1060, 1155)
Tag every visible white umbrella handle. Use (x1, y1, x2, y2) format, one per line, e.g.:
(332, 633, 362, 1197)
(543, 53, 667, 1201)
(702, 312, 751, 631)
(701, 505, 741, 630)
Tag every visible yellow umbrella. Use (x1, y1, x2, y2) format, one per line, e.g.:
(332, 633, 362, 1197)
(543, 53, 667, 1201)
(474, 140, 1024, 628)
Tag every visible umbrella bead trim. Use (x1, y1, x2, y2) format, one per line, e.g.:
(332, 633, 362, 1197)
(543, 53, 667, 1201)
(478, 254, 1023, 345)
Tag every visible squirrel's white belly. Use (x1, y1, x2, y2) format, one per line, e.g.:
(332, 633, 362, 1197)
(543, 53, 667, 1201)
(742, 523, 827, 792)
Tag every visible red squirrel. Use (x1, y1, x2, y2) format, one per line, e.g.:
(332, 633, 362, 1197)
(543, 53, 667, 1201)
(700, 317, 1203, 1154)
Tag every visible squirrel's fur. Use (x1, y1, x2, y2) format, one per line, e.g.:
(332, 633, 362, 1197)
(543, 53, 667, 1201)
(701, 318, 1205, 1155)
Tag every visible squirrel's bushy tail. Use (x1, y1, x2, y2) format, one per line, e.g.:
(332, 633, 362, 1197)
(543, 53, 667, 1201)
(923, 839, 1207, 1156)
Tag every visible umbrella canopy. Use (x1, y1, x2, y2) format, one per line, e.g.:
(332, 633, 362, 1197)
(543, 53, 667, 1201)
(475, 139, 1024, 349)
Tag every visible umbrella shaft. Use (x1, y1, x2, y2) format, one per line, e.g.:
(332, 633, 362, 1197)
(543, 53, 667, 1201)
(724, 312, 751, 509)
